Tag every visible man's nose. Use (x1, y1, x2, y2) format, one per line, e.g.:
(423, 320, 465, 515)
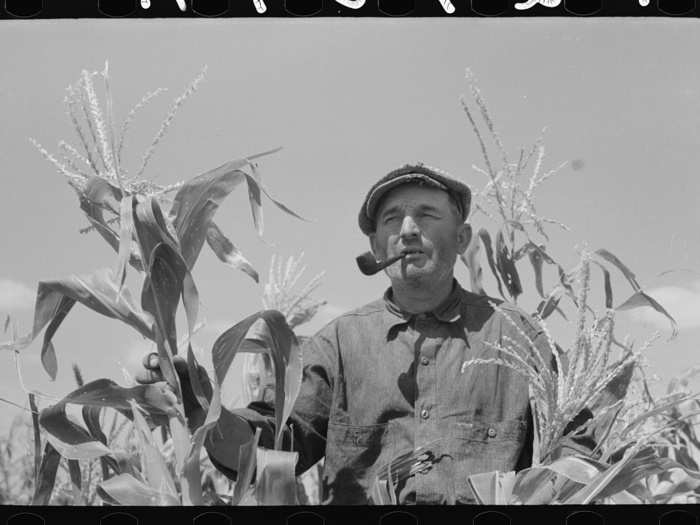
(399, 215, 420, 238)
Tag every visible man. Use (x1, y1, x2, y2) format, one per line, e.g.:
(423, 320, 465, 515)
(138, 163, 587, 504)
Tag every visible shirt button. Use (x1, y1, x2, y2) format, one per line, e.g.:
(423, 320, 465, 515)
(487, 427, 497, 438)
(420, 409, 430, 420)
(420, 356, 430, 366)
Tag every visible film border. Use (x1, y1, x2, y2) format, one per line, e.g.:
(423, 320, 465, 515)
(0, 0, 697, 18)
(1, 1, 699, 524)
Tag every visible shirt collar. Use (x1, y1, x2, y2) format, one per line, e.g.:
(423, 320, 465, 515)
(382, 278, 464, 331)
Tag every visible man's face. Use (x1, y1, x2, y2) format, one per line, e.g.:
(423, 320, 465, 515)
(369, 184, 471, 286)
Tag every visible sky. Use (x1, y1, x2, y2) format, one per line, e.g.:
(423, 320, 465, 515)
(0, 18, 699, 435)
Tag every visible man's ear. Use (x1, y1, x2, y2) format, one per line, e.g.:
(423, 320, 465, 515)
(456, 223, 472, 255)
(369, 233, 379, 260)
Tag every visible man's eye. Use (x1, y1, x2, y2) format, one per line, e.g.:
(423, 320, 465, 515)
(383, 216, 399, 224)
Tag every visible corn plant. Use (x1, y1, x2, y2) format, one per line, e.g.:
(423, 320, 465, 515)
(240, 252, 326, 504)
(458, 250, 700, 503)
(0, 62, 310, 506)
(243, 252, 325, 405)
(441, 69, 695, 504)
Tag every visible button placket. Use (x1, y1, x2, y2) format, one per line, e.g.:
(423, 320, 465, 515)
(414, 322, 441, 504)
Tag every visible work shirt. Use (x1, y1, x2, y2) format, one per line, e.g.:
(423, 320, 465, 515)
(219, 279, 579, 504)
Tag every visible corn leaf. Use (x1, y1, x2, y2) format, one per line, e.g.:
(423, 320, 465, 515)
(616, 290, 679, 339)
(536, 288, 565, 320)
(595, 248, 641, 291)
(211, 313, 266, 385)
(39, 296, 75, 380)
(255, 449, 299, 505)
(279, 325, 303, 451)
(169, 158, 250, 270)
(97, 473, 180, 506)
(212, 310, 301, 450)
(32, 442, 61, 505)
(40, 398, 110, 459)
(243, 162, 308, 232)
(0, 269, 155, 379)
(497, 471, 517, 504)
(128, 400, 178, 499)
(43, 431, 112, 461)
(68, 458, 83, 503)
(133, 194, 181, 256)
(182, 377, 222, 505)
(40, 378, 182, 459)
(110, 451, 140, 479)
(619, 393, 690, 442)
(133, 197, 185, 376)
(528, 245, 545, 298)
(186, 344, 211, 414)
(562, 445, 641, 504)
(513, 243, 530, 261)
(515, 242, 574, 314)
(608, 489, 643, 504)
(591, 361, 635, 413)
(466, 469, 517, 505)
(239, 312, 300, 450)
(231, 427, 262, 506)
(141, 243, 186, 360)
(169, 149, 300, 270)
(467, 471, 499, 504)
(596, 447, 700, 501)
(510, 466, 562, 504)
(39, 393, 118, 462)
(114, 194, 135, 295)
(0, 290, 68, 376)
(495, 230, 523, 300)
(477, 229, 505, 300)
(513, 456, 597, 504)
(79, 176, 122, 252)
(245, 172, 263, 238)
(169, 417, 191, 501)
(82, 404, 112, 480)
(591, 261, 613, 309)
(368, 478, 392, 505)
(28, 393, 42, 487)
(132, 200, 198, 405)
(69, 378, 180, 417)
(557, 265, 577, 305)
(47, 270, 153, 337)
(206, 221, 259, 283)
(545, 455, 605, 485)
(146, 238, 201, 502)
(141, 242, 199, 404)
(649, 474, 700, 503)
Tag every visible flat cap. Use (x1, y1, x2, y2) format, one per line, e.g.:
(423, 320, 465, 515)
(358, 163, 471, 235)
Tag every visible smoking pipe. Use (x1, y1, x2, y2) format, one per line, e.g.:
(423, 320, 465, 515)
(356, 251, 407, 276)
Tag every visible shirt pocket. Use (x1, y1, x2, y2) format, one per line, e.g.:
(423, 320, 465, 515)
(323, 422, 394, 504)
(450, 418, 528, 498)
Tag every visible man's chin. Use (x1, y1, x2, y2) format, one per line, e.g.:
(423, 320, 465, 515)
(389, 267, 432, 284)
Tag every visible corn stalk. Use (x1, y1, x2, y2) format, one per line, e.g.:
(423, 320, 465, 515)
(1, 62, 309, 506)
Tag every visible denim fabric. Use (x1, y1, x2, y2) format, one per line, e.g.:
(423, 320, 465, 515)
(229, 280, 573, 505)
